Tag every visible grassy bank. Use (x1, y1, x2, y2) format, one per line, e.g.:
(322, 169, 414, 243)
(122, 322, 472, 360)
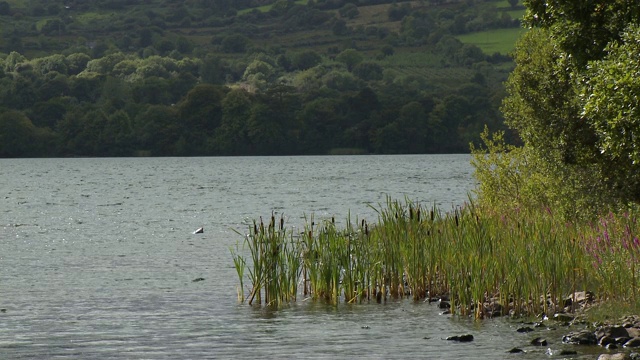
(231, 198, 640, 318)
(457, 28, 527, 55)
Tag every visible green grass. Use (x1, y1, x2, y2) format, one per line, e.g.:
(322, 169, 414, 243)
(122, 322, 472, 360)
(239, 0, 310, 15)
(74, 12, 114, 25)
(456, 27, 527, 55)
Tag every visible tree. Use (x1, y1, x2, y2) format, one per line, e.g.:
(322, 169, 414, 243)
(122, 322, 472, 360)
(335, 49, 363, 71)
(338, 3, 359, 19)
(0, 110, 38, 157)
(221, 34, 250, 53)
(580, 25, 640, 202)
(0, 1, 10, 16)
(352, 62, 383, 81)
(493, 1, 640, 217)
(216, 88, 253, 155)
(135, 105, 180, 156)
(176, 84, 227, 154)
(523, 0, 640, 66)
(292, 50, 322, 71)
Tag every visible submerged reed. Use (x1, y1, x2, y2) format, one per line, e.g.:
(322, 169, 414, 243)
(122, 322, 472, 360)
(231, 198, 640, 317)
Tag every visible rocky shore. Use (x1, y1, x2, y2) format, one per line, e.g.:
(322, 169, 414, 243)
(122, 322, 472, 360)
(436, 291, 640, 359)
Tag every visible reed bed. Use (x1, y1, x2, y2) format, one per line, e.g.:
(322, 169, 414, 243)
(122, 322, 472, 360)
(231, 199, 640, 318)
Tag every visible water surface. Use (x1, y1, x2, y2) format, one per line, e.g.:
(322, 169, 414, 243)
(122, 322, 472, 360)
(0, 155, 602, 359)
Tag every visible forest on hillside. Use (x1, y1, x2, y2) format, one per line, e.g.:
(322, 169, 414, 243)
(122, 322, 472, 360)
(0, 0, 522, 157)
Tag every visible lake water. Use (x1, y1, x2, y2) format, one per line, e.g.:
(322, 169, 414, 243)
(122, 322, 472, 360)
(0, 155, 604, 359)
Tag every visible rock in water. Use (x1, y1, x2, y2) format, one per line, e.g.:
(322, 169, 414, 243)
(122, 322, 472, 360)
(516, 326, 534, 333)
(531, 337, 547, 346)
(446, 334, 474, 342)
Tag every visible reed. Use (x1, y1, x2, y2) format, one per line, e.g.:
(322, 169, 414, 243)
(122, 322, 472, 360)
(232, 199, 640, 317)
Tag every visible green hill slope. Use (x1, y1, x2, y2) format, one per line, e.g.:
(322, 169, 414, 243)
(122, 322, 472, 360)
(0, 0, 525, 157)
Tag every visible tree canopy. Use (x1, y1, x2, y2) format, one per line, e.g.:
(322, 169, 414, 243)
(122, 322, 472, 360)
(476, 0, 640, 219)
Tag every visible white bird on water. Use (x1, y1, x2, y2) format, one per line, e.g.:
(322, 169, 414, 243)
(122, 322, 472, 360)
(193, 227, 204, 234)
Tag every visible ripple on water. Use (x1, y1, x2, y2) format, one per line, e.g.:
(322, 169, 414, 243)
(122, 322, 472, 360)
(0, 155, 556, 359)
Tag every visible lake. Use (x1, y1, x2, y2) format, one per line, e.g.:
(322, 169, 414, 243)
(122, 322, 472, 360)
(0, 155, 601, 359)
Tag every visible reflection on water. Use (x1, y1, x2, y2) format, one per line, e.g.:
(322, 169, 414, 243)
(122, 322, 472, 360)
(0, 156, 601, 359)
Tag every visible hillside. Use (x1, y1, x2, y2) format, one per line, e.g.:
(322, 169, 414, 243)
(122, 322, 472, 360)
(0, 0, 525, 157)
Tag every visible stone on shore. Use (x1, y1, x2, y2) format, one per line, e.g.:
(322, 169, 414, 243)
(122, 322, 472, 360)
(597, 354, 631, 360)
(624, 337, 640, 348)
(563, 329, 597, 345)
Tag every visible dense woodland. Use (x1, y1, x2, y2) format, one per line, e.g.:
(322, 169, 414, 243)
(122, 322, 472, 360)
(0, 0, 522, 157)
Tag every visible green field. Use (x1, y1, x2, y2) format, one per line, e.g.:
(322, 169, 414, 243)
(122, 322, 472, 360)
(238, 0, 309, 15)
(456, 27, 527, 55)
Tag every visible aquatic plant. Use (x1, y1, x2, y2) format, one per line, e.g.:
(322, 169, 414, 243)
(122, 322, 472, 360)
(231, 198, 640, 317)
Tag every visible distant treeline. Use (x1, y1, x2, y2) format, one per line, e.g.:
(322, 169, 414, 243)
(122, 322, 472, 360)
(0, 0, 519, 157)
(0, 50, 506, 157)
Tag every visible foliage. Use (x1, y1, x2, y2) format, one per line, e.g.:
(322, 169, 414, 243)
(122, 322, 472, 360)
(0, 0, 518, 158)
(232, 198, 640, 316)
(486, 1, 640, 219)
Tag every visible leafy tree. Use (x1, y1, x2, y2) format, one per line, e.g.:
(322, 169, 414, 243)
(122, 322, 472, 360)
(247, 102, 285, 155)
(37, 72, 70, 100)
(131, 76, 172, 104)
(321, 69, 360, 92)
(491, 1, 640, 217)
(56, 105, 105, 156)
(352, 62, 383, 81)
(40, 19, 65, 36)
(99, 110, 134, 156)
(331, 18, 349, 36)
(0, 1, 10, 16)
(32, 54, 68, 75)
(176, 84, 227, 154)
(292, 50, 322, 70)
(523, 0, 639, 66)
(135, 105, 180, 156)
(387, 3, 410, 21)
(298, 97, 344, 154)
(28, 97, 71, 128)
(221, 34, 250, 53)
(335, 49, 363, 71)
(338, 3, 359, 19)
(0, 110, 38, 157)
(200, 54, 227, 84)
(380, 45, 394, 57)
(66, 53, 91, 75)
(580, 25, 640, 203)
(216, 88, 253, 155)
(3, 51, 27, 73)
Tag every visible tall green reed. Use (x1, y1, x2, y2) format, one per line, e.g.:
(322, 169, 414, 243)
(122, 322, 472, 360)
(232, 199, 640, 317)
